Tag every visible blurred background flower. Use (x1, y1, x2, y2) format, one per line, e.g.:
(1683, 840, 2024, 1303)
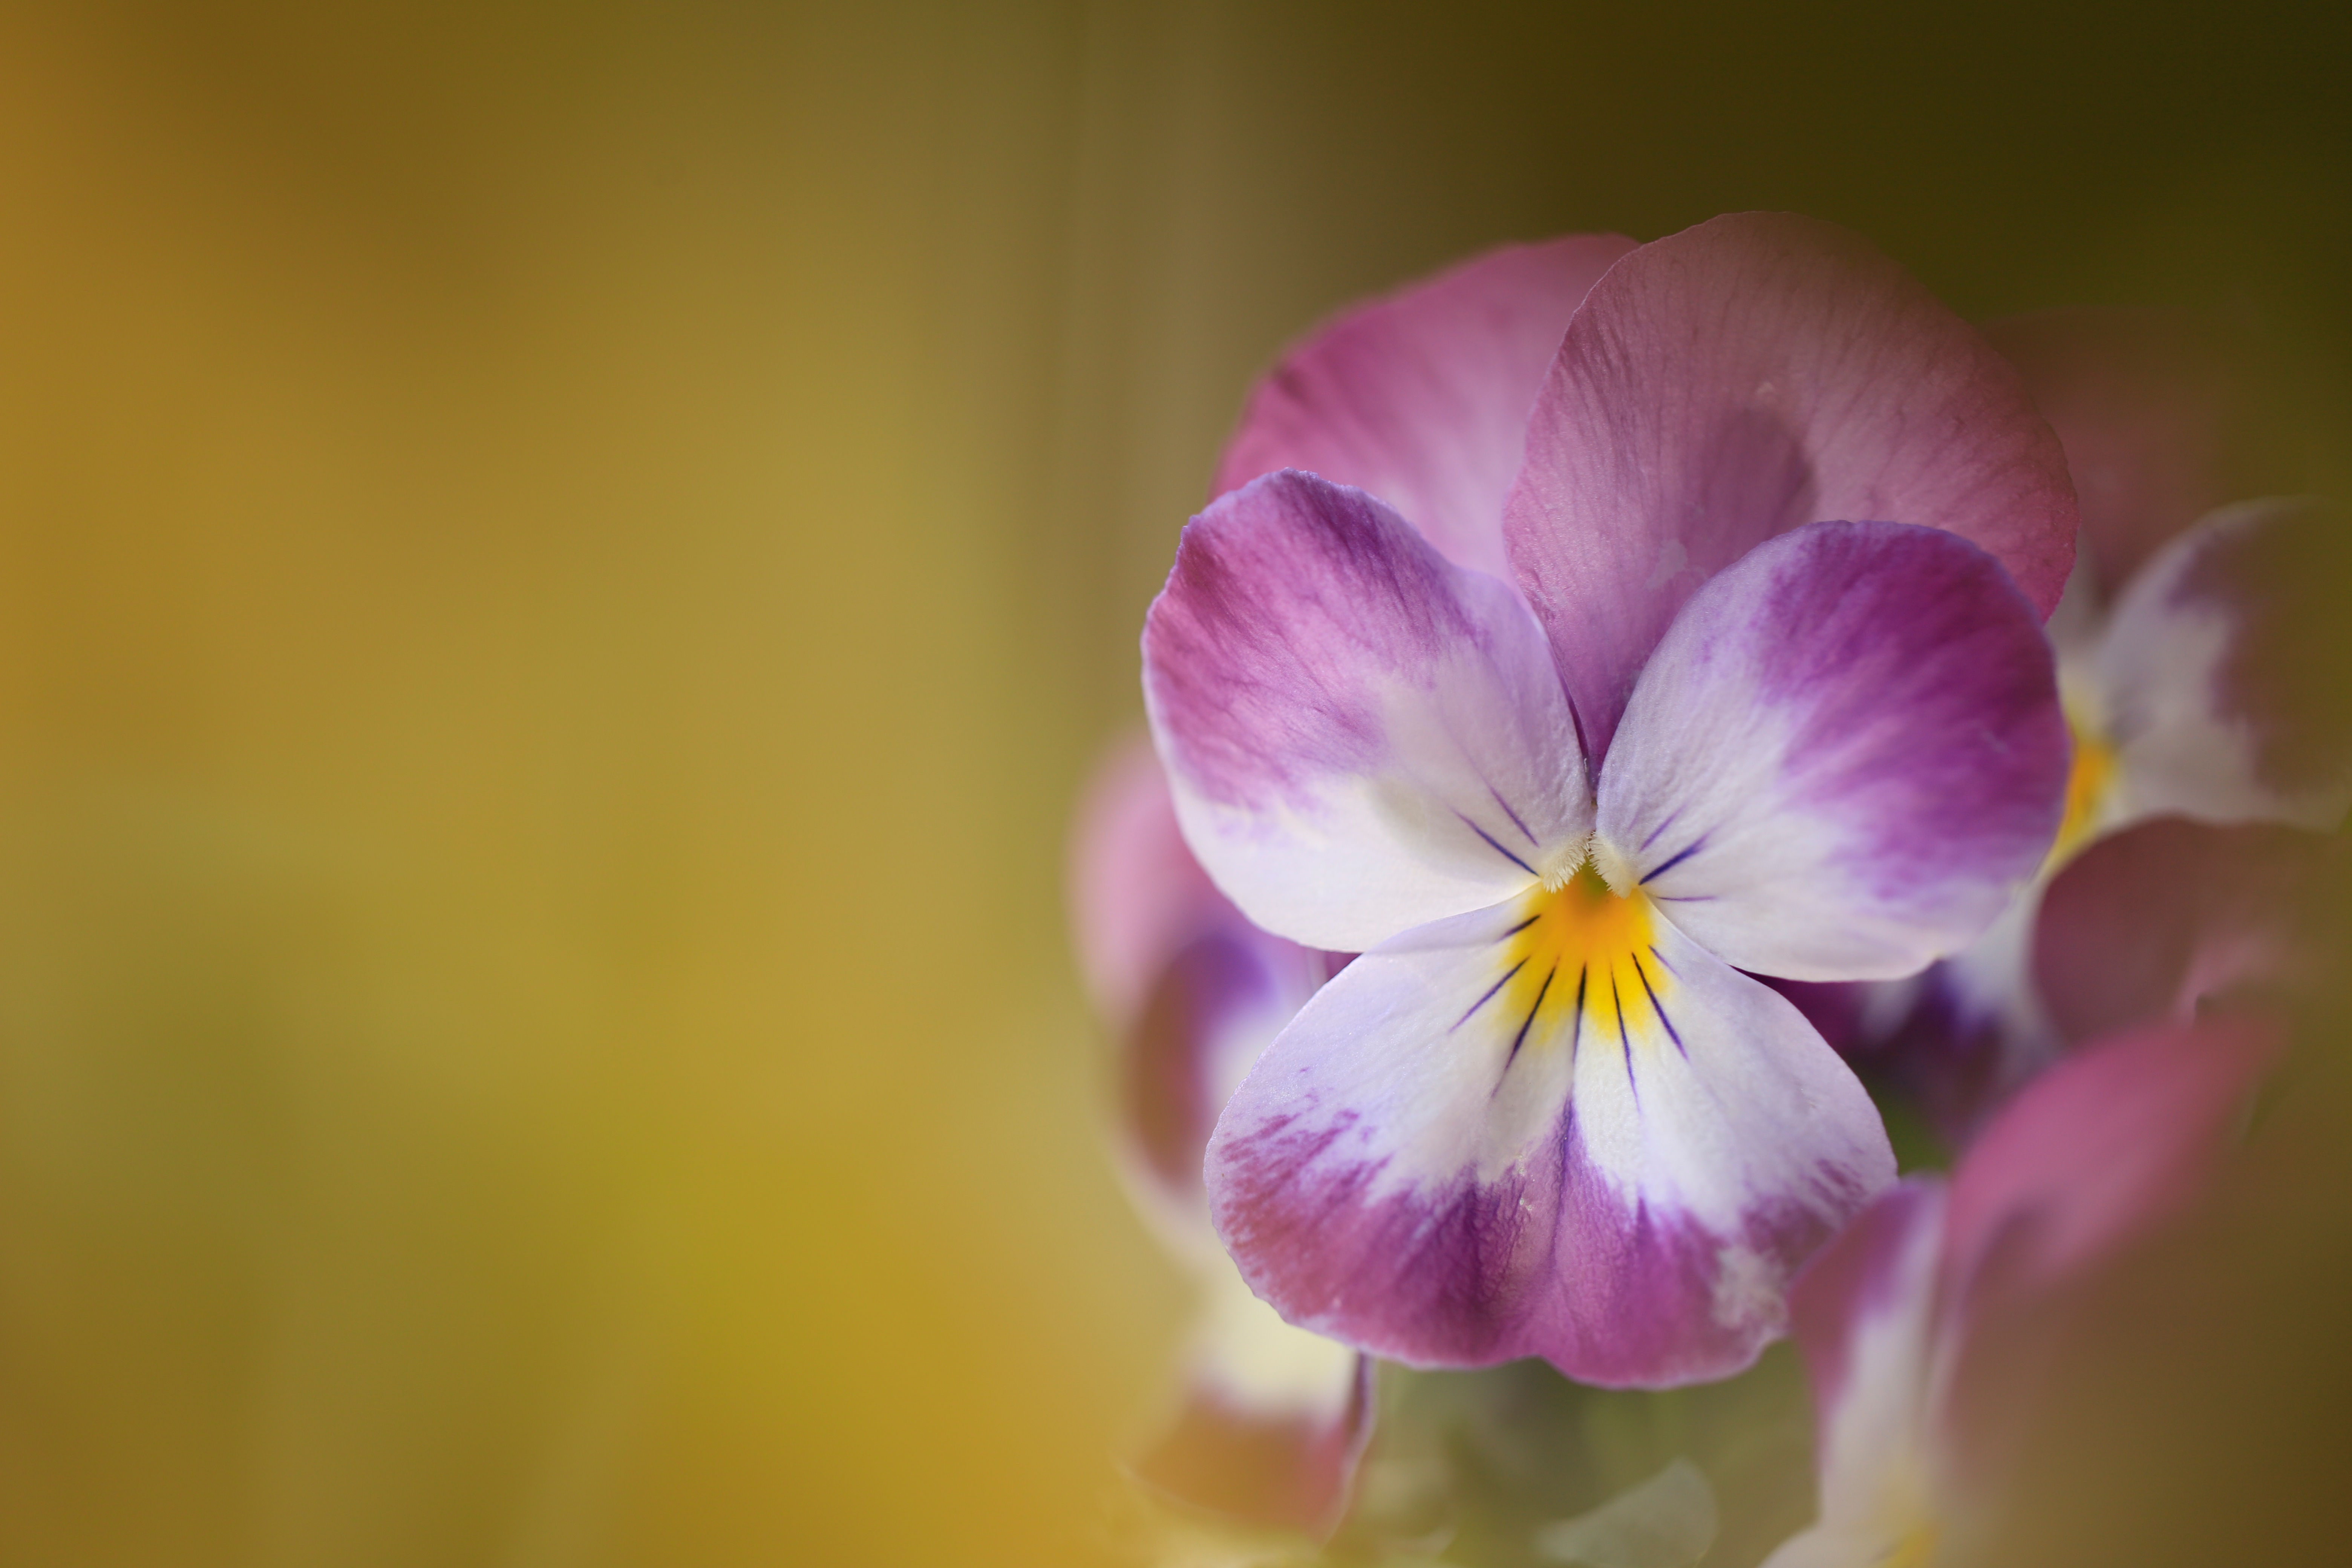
(0, 2, 2347, 1565)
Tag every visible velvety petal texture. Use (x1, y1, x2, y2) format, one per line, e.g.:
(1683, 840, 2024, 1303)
(1505, 212, 2078, 761)
(1145, 471, 1590, 952)
(2100, 498, 2352, 830)
(1205, 892, 1891, 1387)
(1213, 235, 1637, 579)
(1596, 522, 2070, 980)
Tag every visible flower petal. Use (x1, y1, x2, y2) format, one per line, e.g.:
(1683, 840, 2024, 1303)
(1934, 1017, 2281, 1480)
(1787, 1183, 1945, 1521)
(1144, 470, 1590, 952)
(1595, 522, 2069, 982)
(1982, 307, 2257, 592)
(1067, 735, 1236, 1027)
(1774, 1181, 1947, 1566)
(1116, 925, 1327, 1250)
(1944, 1018, 2278, 1302)
(1505, 212, 2077, 762)
(1136, 1254, 1373, 1534)
(1203, 894, 1891, 1388)
(2033, 815, 2332, 1046)
(2099, 497, 2352, 831)
(1213, 236, 1637, 579)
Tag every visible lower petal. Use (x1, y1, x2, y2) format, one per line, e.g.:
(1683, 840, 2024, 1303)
(1203, 890, 1892, 1388)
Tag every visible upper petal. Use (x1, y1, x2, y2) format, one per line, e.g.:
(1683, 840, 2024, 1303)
(1212, 235, 1637, 579)
(2099, 497, 2352, 831)
(1505, 212, 2077, 762)
(1144, 470, 1591, 952)
(1595, 522, 2070, 981)
(1982, 307, 2258, 592)
(1203, 888, 1891, 1388)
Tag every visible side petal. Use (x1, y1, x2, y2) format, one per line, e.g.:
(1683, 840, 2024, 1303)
(2033, 815, 2332, 1046)
(1066, 734, 1233, 1027)
(1135, 1254, 1373, 1535)
(1505, 212, 2077, 762)
(2099, 497, 2352, 831)
(1144, 470, 1590, 953)
(1203, 896, 1891, 1388)
(1213, 235, 1637, 579)
(1595, 522, 2069, 982)
(1982, 307, 2258, 592)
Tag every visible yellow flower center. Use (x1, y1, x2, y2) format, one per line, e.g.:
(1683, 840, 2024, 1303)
(1498, 862, 1672, 1051)
(1883, 1519, 1942, 1568)
(2047, 712, 2118, 871)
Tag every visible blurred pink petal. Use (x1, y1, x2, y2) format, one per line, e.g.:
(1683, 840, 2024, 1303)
(2100, 497, 2352, 829)
(1068, 734, 1232, 1028)
(1214, 235, 1636, 580)
(1773, 1017, 2278, 1565)
(2034, 814, 2333, 1045)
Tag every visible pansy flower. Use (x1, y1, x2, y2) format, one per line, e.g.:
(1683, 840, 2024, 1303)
(1143, 212, 2079, 1388)
(1854, 309, 2352, 1129)
(1071, 236, 1641, 1527)
(1070, 738, 1370, 1532)
(1764, 1016, 2279, 1567)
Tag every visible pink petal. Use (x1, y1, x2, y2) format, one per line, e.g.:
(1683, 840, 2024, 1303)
(1143, 471, 1590, 953)
(1067, 735, 1233, 1028)
(1506, 212, 2078, 763)
(1213, 235, 1637, 579)
(1932, 1016, 2281, 1484)
(1595, 522, 2069, 982)
(2100, 497, 2352, 830)
(1942, 1016, 2281, 1324)
(1983, 307, 2256, 592)
(1784, 1180, 1946, 1540)
(2034, 815, 2334, 1046)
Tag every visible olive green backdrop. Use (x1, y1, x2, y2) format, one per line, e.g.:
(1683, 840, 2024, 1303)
(0, 2, 2343, 1563)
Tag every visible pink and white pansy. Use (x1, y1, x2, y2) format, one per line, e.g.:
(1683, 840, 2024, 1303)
(1143, 213, 2079, 1389)
(1070, 739, 1370, 1533)
(1766, 1017, 2279, 1567)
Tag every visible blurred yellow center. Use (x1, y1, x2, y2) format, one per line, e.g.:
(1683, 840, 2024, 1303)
(2048, 714, 2117, 870)
(1884, 1520, 1942, 1568)
(1500, 862, 1671, 1045)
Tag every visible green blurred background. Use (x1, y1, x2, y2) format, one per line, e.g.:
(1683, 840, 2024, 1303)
(0, 2, 2344, 1563)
